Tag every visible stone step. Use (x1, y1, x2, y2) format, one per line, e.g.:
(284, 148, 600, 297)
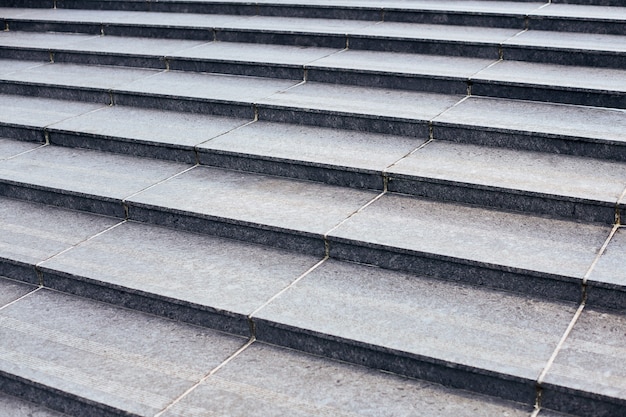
(0, 143, 622, 309)
(8, 0, 626, 35)
(2, 94, 626, 223)
(2, 8, 625, 67)
(0, 201, 623, 416)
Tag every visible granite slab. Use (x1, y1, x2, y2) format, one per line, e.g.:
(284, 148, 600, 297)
(328, 194, 610, 302)
(0, 59, 46, 76)
(253, 259, 577, 403)
(40, 221, 321, 334)
(197, 120, 421, 189)
(586, 227, 626, 311)
(529, 4, 626, 35)
(162, 342, 533, 417)
(48, 105, 249, 162)
(51, 33, 206, 56)
(0, 138, 41, 160)
(0, 392, 68, 417)
(0, 276, 36, 308)
(0, 289, 246, 417)
(0, 31, 98, 49)
(387, 141, 626, 223)
(0, 145, 190, 217)
(258, 82, 463, 136)
(471, 60, 626, 108)
(126, 165, 378, 254)
(0, 197, 119, 283)
(432, 96, 626, 160)
(542, 308, 626, 416)
(221, 15, 376, 35)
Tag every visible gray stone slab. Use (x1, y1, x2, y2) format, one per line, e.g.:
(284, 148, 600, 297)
(328, 194, 610, 300)
(52, 34, 206, 56)
(531, 4, 626, 20)
(0, 138, 41, 160)
(0, 276, 36, 307)
(39, 221, 321, 334)
(586, 227, 626, 310)
(387, 141, 626, 223)
(223, 15, 376, 34)
(0, 289, 246, 417)
(0, 94, 104, 128)
(432, 96, 626, 159)
(127, 165, 377, 254)
(0, 392, 68, 417)
(0, 145, 190, 217)
(0, 59, 46, 75)
(542, 308, 626, 416)
(0, 31, 98, 49)
(0, 197, 119, 283)
(254, 259, 576, 403)
(505, 30, 626, 54)
(197, 121, 421, 188)
(529, 5, 626, 35)
(48, 106, 249, 162)
(258, 82, 463, 136)
(163, 342, 533, 417)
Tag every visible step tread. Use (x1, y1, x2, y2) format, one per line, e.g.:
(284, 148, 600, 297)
(0, 282, 247, 417)
(0, 138, 40, 159)
(0, 276, 33, 306)
(253, 259, 577, 400)
(530, 3, 626, 21)
(504, 29, 626, 53)
(0, 276, 535, 417)
(587, 227, 626, 290)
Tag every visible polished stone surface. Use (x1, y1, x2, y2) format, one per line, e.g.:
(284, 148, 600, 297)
(542, 308, 626, 416)
(0, 138, 41, 160)
(0, 289, 246, 417)
(40, 221, 321, 333)
(254, 259, 576, 403)
(0, 276, 36, 307)
(0, 59, 45, 75)
(0, 31, 98, 49)
(163, 342, 534, 417)
(0, 94, 104, 128)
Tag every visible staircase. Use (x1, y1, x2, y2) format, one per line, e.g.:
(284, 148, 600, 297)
(0, 0, 625, 416)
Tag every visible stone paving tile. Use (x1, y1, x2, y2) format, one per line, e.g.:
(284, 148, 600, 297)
(39, 221, 322, 335)
(328, 194, 610, 301)
(163, 342, 534, 417)
(0, 145, 190, 217)
(586, 227, 626, 310)
(0, 289, 247, 417)
(0, 276, 36, 307)
(51, 34, 206, 56)
(504, 30, 626, 53)
(223, 15, 376, 34)
(48, 105, 249, 162)
(197, 120, 421, 189)
(127, 165, 378, 254)
(0, 392, 69, 417)
(0, 94, 104, 128)
(0, 31, 98, 49)
(253, 259, 577, 404)
(387, 141, 626, 223)
(0, 138, 41, 160)
(0, 197, 119, 283)
(542, 308, 626, 417)
(0, 59, 46, 76)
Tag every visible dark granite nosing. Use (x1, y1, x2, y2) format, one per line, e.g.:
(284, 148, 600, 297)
(0, 82, 110, 105)
(433, 123, 626, 162)
(0, 47, 51, 63)
(3, 0, 54, 7)
(0, 371, 128, 417)
(327, 239, 583, 303)
(383, 10, 525, 29)
(585, 283, 626, 312)
(53, 51, 166, 70)
(197, 150, 384, 190)
(253, 318, 537, 405)
(5, 20, 102, 35)
(215, 29, 347, 49)
(257, 5, 382, 21)
(0, 258, 38, 285)
(167, 58, 304, 80)
(103, 24, 215, 41)
(348, 37, 501, 59)
(0, 182, 126, 218)
(257, 105, 428, 137)
(541, 382, 626, 417)
(0, 124, 45, 144)
(503, 46, 626, 70)
(126, 204, 327, 257)
(529, 17, 626, 36)
(47, 130, 197, 164)
(149, 2, 257, 15)
(306, 68, 468, 95)
(471, 82, 626, 110)
(39, 268, 251, 336)
(111, 92, 255, 118)
(56, 0, 151, 11)
(387, 176, 616, 224)
(551, 0, 625, 5)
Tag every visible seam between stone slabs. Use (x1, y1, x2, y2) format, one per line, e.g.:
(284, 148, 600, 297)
(152, 337, 256, 417)
(1, 142, 48, 162)
(429, 94, 471, 140)
(0, 286, 42, 312)
(581, 222, 620, 288)
(382, 138, 435, 178)
(617, 185, 626, 225)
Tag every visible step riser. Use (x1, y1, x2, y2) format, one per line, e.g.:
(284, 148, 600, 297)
(541, 385, 626, 417)
(503, 46, 626, 70)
